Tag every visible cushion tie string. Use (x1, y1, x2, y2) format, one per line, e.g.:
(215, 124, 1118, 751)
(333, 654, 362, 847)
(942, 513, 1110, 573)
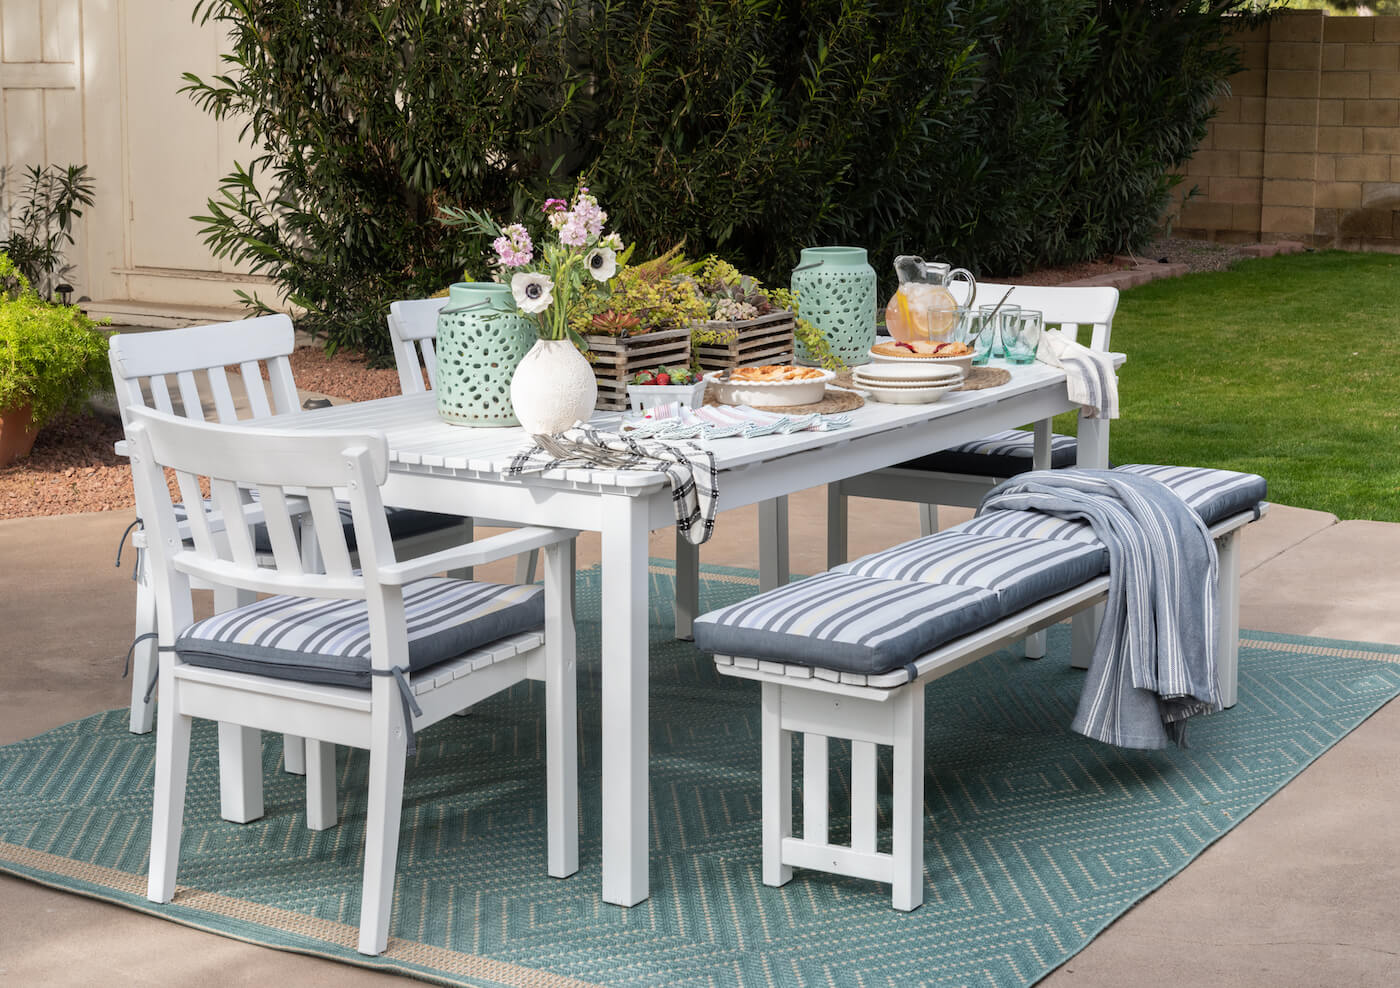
(143, 645, 177, 705)
(121, 632, 159, 679)
(115, 517, 143, 580)
(370, 666, 424, 756)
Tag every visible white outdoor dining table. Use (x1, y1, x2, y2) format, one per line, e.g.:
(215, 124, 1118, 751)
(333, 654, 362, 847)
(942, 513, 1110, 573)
(268, 354, 1123, 907)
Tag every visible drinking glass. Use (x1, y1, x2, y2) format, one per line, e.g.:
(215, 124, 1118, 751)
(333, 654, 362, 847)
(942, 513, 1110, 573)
(977, 303, 1020, 359)
(1003, 309, 1043, 364)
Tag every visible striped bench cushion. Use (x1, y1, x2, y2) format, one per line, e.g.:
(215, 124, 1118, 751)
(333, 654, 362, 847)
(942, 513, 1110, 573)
(951, 509, 1101, 546)
(833, 532, 1107, 615)
(1114, 464, 1267, 526)
(896, 429, 1078, 478)
(175, 578, 543, 687)
(693, 573, 1001, 677)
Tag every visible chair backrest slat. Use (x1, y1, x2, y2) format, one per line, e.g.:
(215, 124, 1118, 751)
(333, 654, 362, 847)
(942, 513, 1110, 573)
(205, 366, 240, 422)
(306, 489, 354, 577)
(265, 358, 301, 415)
(387, 298, 448, 394)
(207, 477, 260, 568)
(239, 360, 275, 419)
(175, 371, 206, 423)
(256, 484, 306, 574)
(174, 469, 215, 553)
(147, 375, 176, 416)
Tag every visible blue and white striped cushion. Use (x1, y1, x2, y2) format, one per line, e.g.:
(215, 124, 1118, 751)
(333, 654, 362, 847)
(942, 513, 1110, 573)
(898, 429, 1078, 478)
(1114, 464, 1266, 526)
(693, 573, 1001, 676)
(175, 578, 543, 687)
(833, 532, 1107, 614)
(951, 509, 1102, 546)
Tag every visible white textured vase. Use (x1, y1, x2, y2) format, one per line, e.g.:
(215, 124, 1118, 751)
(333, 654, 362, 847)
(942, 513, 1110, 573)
(510, 339, 598, 436)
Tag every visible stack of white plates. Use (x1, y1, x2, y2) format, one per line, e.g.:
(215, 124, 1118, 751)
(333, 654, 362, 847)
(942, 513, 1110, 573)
(851, 362, 965, 404)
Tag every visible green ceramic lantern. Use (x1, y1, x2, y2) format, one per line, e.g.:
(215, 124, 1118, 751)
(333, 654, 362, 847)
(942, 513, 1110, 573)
(790, 246, 877, 366)
(435, 283, 537, 427)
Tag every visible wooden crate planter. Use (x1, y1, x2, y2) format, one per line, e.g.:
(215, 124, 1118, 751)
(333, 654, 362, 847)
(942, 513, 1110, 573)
(693, 310, 796, 372)
(584, 327, 692, 410)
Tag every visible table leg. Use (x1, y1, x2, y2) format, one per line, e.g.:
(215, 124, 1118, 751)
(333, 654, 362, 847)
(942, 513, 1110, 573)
(1025, 421, 1055, 660)
(759, 496, 789, 592)
(600, 492, 650, 907)
(1071, 413, 1110, 669)
(674, 528, 699, 641)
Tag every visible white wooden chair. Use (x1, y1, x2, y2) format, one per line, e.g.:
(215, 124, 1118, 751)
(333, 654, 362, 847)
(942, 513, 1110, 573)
(129, 407, 579, 956)
(387, 297, 539, 584)
(110, 315, 480, 741)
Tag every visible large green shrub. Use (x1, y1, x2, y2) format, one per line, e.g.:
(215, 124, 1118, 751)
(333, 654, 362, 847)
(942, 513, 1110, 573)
(187, 0, 1270, 358)
(0, 253, 110, 428)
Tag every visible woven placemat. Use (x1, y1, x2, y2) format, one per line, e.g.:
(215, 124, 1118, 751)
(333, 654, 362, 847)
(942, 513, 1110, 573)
(959, 366, 1011, 390)
(705, 386, 863, 415)
(834, 366, 1010, 393)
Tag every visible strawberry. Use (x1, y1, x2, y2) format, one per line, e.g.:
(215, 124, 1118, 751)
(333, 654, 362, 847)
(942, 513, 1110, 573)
(634, 371, 656, 385)
(655, 372, 671, 386)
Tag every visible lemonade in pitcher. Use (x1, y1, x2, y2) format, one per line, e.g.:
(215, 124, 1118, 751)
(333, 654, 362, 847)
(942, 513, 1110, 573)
(884, 256, 977, 343)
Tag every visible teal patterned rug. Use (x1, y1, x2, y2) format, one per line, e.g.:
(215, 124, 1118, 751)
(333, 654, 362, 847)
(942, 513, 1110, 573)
(3, 562, 1399, 988)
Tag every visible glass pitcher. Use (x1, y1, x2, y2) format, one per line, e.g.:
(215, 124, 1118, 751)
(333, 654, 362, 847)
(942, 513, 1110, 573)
(884, 255, 978, 343)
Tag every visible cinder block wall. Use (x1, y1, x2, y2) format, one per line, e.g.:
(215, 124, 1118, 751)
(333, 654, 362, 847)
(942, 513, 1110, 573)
(1170, 11, 1400, 249)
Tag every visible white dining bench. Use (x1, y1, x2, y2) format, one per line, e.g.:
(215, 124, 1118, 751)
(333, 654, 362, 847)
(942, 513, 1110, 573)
(696, 464, 1268, 910)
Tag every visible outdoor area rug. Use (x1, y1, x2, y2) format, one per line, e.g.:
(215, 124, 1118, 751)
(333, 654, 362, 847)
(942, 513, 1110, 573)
(2, 562, 1399, 987)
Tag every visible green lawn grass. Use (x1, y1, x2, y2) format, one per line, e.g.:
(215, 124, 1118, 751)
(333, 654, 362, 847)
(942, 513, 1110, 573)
(1076, 250, 1400, 521)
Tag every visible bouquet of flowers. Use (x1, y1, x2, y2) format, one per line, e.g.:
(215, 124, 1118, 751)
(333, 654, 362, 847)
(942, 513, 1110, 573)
(440, 184, 622, 346)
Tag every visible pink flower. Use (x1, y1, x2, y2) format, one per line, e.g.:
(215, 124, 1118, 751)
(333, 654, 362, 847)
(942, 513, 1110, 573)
(557, 216, 589, 247)
(542, 198, 568, 213)
(492, 224, 533, 267)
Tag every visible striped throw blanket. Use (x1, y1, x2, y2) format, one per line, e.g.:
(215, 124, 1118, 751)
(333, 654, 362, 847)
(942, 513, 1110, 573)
(1036, 329, 1119, 419)
(980, 469, 1220, 749)
(508, 426, 718, 546)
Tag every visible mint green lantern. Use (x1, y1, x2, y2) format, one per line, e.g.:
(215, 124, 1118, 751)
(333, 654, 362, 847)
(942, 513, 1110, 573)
(790, 246, 877, 366)
(435, 283, 537, 427)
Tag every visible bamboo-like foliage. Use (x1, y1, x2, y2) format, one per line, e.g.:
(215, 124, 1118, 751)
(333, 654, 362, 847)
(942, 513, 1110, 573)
(185, 0, 1271, 357)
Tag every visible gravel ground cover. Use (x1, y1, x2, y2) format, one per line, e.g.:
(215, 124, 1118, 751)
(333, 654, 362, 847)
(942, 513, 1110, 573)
(0, 238, 1252, 520)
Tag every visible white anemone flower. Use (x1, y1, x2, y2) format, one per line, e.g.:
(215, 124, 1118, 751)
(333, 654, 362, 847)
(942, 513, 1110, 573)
(585, 246, 617, 282)
(511, 272, 554, 314)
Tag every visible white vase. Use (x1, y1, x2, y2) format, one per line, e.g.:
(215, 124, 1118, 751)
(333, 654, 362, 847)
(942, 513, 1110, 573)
(510, 339, 598, 435)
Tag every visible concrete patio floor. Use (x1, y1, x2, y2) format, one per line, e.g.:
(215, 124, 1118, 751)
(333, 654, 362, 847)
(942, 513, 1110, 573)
(2, 491, 1398, 986)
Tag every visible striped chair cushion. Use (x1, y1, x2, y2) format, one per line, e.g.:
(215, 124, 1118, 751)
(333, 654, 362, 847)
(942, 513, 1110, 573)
(952, 509, 1102, 546)
(693, 573, 1001, 677)
(174, 499, 463, 554)
(175, 578, 543, 687)
(1114, 464, 1267, 526)
(896, 429, 1078, 478)
(833, 532, 1107, 615)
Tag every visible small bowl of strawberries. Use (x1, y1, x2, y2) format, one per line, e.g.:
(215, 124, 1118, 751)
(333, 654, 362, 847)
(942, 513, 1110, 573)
(626, 365, 706, 413)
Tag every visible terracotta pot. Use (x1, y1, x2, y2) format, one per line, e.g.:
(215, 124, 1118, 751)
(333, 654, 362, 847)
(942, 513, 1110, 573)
(510, 339, 597, 436)
(0, 403, 40, 467)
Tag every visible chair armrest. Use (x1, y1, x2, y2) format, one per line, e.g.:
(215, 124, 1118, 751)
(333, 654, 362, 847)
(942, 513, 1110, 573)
(378, 525, 579, 585)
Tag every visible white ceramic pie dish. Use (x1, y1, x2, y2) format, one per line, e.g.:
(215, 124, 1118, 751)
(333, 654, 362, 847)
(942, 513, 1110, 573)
(853, 362, 966, 387)
(858, 380, 962, 404)
(703, 367, 836, 406)
(867, 345, 974, 375)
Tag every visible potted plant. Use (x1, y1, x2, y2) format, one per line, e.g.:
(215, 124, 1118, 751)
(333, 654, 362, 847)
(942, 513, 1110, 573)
(0, 253, 110, 466)
(688, 256, 842, 372)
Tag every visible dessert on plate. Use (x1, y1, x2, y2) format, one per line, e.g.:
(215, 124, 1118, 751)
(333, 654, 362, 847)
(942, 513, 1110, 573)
(869, 340, 972, 359)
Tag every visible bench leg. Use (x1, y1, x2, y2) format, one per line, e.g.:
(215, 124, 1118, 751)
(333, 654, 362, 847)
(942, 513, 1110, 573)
(917, 503, 938, 537)
(759, 497, 790, 591)
(761, 682, 793, 888)
(1216, 529, 1241, 708)
(890, 685, 925, 911)
(674, 529, 699, 641)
